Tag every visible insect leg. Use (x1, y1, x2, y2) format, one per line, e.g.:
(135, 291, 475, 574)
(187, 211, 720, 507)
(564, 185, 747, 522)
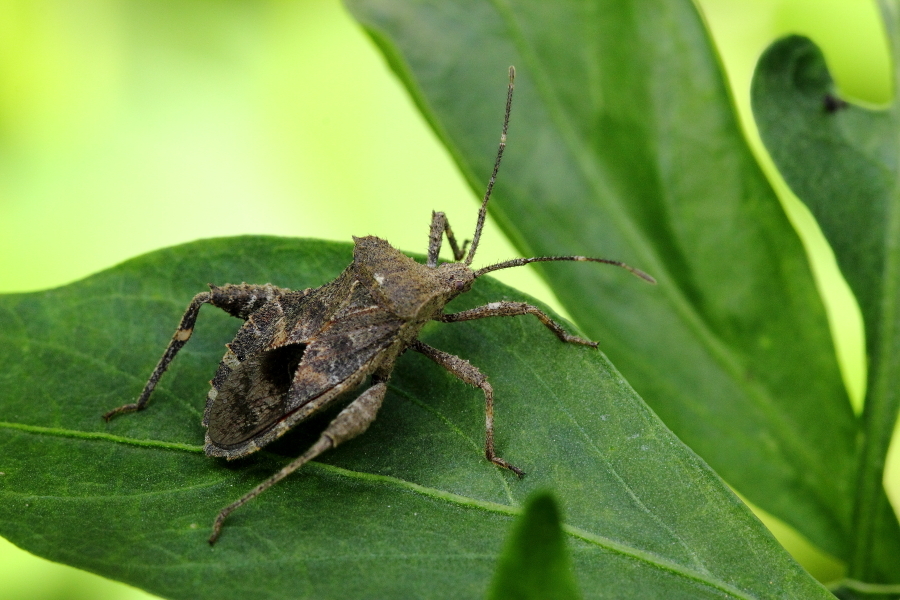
(410, 340, 524, 477)
(440, 301, 598, 348)
(208, 380, 389, 545)
(103, 284, 292, 421)
(426, 211, 468, 267)
(208, 282, 293, 319)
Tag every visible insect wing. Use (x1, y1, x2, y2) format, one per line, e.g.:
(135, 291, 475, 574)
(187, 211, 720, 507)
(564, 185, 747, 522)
(204, 274, 404, 454)
(202, 346, 300, 448)
(285, 305, 404, 412)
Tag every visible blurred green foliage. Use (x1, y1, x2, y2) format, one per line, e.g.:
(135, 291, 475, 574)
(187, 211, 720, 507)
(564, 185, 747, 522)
(0, 0, 895, 599)
(488, 492, 580, 600)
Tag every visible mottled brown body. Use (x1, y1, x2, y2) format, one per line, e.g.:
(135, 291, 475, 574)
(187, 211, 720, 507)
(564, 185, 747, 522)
(202, 236, 475, 460)
(102, 67, 654, 544)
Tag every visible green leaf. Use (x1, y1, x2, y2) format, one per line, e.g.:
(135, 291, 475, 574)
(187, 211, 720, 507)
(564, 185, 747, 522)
(345, 0, 861, 568)
(0, 237, 829, 598)
(488, 491, 581, 600)
(751, 2, 900, 585)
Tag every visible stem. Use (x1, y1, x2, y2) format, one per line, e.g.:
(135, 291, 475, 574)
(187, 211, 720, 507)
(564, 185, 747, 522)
(848, 0, 900, 581)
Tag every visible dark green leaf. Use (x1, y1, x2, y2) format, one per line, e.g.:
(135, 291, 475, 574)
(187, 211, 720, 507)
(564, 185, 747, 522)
(345, 0, 860, 567)
(488, 491, 580, 600)
(0, 237, 829, 598)
(751, 3, 900, 584)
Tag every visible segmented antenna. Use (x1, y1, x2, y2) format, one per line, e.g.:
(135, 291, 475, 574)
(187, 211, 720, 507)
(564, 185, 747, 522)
(463, 68, 656, 286)
(465, 66, 515, 266)
(475, 255, 657, 284)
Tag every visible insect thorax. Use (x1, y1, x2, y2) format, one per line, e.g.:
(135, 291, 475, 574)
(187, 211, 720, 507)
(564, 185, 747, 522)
(352, 236, 474, 322)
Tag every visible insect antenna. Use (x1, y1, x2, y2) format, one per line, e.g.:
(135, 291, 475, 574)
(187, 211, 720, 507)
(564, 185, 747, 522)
(464, 65, 516, 267)
(474, 255, 657, 284)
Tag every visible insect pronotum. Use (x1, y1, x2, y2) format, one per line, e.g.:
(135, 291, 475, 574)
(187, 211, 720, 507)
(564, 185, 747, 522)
(103, 66, 656, 544)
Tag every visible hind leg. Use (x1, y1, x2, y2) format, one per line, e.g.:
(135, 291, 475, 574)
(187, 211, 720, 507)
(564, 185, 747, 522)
(208, 379, 389, 544)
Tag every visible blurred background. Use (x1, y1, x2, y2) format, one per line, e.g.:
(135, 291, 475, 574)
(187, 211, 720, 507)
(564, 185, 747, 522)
(0, 0, 895, 597)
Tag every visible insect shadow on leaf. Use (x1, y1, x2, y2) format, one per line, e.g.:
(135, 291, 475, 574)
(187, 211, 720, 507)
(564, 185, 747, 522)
(102, 66, 656, 545)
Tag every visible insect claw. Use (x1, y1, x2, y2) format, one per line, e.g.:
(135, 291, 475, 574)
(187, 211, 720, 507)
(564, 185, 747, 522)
(208, 518, 225, 546)
(102, 403, 140, 421)
(490, 456, 526, 478)
(565, 335, 599, 348)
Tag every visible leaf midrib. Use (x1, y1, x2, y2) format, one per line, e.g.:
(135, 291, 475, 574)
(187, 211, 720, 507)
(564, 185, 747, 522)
(0, 419, 762, 600)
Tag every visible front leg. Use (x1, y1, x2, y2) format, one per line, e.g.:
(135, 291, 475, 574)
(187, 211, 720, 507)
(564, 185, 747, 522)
(426, 211, 468, 267)
(410, 340, 524, 477)
(440, 301, 598, 348)
(103, 283, 293, 420)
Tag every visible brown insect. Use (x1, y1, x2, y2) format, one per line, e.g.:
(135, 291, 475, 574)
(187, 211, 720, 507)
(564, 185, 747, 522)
(102, 66, 655, 544)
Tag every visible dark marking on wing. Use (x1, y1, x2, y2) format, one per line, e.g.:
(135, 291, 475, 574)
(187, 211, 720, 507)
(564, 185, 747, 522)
(205, 270, 406, 449)
(207, 343, 307, 447)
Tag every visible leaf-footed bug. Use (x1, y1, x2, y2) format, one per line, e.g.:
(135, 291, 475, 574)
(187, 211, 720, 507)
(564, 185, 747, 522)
(102, 66, 656, 544)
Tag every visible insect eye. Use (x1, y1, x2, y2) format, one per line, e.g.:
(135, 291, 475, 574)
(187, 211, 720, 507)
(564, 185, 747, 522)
(455, 280, 465, 291)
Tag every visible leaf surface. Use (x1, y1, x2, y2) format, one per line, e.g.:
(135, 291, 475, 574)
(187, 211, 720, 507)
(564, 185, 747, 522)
(345, 0, 864, 566)
(0, 237, 829, 599)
